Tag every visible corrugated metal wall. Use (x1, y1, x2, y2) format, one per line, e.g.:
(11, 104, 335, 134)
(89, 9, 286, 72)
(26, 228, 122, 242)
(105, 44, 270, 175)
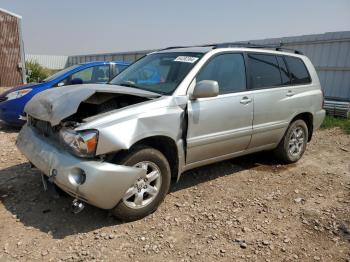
(0, 9, 25, 87)
(250, 31, 350, 101)
(65, 31, 350, 102)
(25, 54, 68, 70)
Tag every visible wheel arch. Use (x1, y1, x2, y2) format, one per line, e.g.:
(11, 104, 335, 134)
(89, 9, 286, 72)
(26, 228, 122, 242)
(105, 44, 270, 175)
(110, 135, 180, 182)
(290, 112, 313, 142)
(132, 136, 179, 181)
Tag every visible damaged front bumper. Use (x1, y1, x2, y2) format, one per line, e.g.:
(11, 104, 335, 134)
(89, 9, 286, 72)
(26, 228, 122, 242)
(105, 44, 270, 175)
(16, 125, 146, 209)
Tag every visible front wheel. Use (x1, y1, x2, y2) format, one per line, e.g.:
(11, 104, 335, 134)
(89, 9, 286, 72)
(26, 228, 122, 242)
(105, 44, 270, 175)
(111, 147, 171, 221)
(274, 119, 308, 163)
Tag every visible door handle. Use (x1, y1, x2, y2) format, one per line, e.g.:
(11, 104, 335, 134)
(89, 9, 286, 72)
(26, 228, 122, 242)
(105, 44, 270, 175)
(286, 90, 295, 97)
(240, 96, 252, 105)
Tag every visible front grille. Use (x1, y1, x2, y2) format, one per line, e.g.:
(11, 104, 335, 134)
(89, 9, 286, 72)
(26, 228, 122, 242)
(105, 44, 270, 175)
(29, 117, 58, 138)
(0, 96, 7, 103)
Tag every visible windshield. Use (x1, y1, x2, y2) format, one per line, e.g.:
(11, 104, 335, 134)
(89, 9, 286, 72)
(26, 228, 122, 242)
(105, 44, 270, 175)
(109, 52, 203, 94)
(43, 65, 80, 82)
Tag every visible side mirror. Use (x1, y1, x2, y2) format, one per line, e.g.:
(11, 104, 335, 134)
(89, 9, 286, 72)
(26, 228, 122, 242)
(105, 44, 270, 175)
(71, 78, 83, 85)
(57, 82, 65, 87)
(191, 80, 219, 99)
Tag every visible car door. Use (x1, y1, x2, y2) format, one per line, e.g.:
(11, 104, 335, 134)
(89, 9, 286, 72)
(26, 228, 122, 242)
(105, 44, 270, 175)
(186, 53, 253, 164)
(246, 53, 309, 149)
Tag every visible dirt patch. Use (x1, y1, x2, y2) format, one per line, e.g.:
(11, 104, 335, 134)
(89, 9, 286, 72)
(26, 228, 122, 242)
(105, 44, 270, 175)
(0, 126, 349, 261)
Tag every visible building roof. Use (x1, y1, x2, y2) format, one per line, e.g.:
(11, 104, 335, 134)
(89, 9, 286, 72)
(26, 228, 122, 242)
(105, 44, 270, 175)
(0, 8, 22, 19)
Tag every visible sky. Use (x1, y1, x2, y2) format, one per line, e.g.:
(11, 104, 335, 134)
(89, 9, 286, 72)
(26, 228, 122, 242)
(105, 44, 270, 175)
(1, 0, 350, 56)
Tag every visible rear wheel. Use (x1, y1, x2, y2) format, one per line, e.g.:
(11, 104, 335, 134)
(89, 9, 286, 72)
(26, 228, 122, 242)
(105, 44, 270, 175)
(274, 119, 308, 163)
(111, 147, 171, 221)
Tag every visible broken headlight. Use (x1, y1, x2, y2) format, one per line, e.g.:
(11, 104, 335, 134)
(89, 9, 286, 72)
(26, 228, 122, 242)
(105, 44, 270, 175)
(59, 128, 98, 158)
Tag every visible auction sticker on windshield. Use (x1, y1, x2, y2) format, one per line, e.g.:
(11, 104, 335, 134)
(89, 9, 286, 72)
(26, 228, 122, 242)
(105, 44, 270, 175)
(174, 56, 199, 63)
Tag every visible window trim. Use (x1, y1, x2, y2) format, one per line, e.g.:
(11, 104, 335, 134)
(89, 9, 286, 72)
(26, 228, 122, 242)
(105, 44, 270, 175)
(276, 55, 292, 86)
(110, 63, 116, 80)
(191, 51, 248, 95)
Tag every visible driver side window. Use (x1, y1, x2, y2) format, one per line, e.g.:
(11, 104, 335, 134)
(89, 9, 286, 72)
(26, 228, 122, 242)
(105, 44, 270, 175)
(71, 67, 94, 83)
(59, 67, 94, 86)
(60, 65, 111, 86)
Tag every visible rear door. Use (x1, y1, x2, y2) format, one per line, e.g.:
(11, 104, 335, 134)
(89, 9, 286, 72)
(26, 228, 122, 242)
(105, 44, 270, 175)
(186, 53, 253, 164)
(247, 53, 311, 149)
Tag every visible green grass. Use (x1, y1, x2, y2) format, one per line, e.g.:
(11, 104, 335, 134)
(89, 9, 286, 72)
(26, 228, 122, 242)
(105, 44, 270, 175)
(321, 115, 350, 134)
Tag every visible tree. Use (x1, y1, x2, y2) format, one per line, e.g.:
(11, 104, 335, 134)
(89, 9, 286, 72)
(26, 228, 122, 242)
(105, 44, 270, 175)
(25, 61, 53, 83)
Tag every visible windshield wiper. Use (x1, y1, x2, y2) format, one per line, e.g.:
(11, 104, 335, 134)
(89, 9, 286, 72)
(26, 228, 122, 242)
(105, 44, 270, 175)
(116, 81, 139, 88)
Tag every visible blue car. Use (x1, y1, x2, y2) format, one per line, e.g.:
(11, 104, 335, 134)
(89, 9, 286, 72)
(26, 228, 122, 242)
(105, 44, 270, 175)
(0, 61, 130, 127)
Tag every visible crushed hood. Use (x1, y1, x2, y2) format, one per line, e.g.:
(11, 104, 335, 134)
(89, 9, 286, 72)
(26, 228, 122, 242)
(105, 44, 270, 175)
(24, 84, 161, 126)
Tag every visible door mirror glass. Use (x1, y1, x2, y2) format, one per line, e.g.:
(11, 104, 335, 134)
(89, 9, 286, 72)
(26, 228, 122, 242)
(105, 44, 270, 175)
(191, 80, 219, 99)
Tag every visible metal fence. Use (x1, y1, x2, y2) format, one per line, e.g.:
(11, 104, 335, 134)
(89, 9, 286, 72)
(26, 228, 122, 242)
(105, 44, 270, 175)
(250, 31, 350, 102)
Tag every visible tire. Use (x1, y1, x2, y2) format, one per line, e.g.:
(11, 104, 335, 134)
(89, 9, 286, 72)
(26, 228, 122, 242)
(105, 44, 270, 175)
(111, 147, 171, 221)
(274, 119, 308, 164)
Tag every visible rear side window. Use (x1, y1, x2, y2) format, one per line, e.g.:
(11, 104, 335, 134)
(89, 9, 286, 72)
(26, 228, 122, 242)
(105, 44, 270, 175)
(248, 54, 281, 89)
(197, 53, 246, 94)
(284, 56, 311, 84)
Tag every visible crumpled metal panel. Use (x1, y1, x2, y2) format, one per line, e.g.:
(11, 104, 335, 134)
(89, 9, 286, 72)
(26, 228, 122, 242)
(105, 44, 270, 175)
(23, 84, 188, 174)
(16, 125, 145, 209)
(71, 95, 187, 156)
(24, 84, 160, 126)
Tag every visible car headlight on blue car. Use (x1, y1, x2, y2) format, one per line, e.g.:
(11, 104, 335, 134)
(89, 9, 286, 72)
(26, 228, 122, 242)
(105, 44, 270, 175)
(59, 128, 98, 158)
(5, 88, 32, 101)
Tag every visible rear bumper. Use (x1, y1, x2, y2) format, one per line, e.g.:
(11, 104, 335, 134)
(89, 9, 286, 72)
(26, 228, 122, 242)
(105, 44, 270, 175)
(16, 125, 145, 209)
(313, 109, 326, 130)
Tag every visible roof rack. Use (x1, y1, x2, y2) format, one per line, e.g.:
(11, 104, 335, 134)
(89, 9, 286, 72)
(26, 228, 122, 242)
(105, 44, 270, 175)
(160, 42, 303, 55)
(161, 46, 192, 50)
(213, 42, 303, 55)
(159, 44, 215, 51)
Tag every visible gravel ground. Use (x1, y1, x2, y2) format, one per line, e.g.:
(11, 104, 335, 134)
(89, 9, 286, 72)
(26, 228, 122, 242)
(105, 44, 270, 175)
(0, 126, 349, 261)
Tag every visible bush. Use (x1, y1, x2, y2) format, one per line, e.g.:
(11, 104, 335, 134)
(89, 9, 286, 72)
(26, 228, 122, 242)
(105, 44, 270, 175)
(25, 61, 56, 83)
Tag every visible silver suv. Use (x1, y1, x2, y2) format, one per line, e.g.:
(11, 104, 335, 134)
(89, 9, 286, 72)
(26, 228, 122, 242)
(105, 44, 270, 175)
(17, 44, 325, 220)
